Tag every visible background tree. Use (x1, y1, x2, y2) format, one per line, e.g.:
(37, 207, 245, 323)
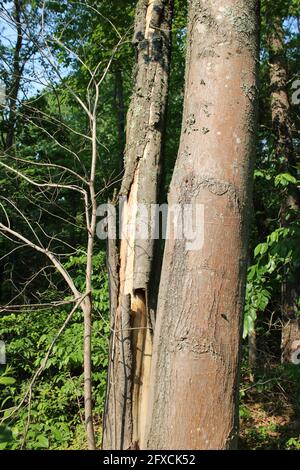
(267, 6, 300, 363)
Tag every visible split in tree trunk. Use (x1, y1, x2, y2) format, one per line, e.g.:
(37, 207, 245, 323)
(102, 0, 173, 450)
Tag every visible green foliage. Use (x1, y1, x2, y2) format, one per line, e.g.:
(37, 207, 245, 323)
(244, 223, 300, 338)
(0, 252, 109, 449)
(274, 173, 298, 187)
(0, 424, 13, 450)
(0, 0, 132, 450)
(286, 437, 300, 449)
(0, 366, 16, 386)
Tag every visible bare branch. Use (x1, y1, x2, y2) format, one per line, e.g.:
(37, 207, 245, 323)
(0, 159, 87, 197)
(0, 222, 80, 298)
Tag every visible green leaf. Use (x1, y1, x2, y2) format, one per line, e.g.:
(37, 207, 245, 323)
(275, 172, 298, 187)
(35, 435, 49, 449)
(243, 313, 255, 339)
(0, 376, 16, 385)
(51, 426, 64, 442)
(254, 242, 268, 257)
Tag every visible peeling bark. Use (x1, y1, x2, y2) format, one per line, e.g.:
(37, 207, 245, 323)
(268, 19, 300, 363)
(102, 0, 173, 450)
(145, 0, 259, 450)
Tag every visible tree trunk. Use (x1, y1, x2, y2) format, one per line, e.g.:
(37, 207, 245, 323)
(268, 19, 300, 363)
(82, 296, 96, 449)
(102, 0, 173, 450)
(113, 68, 126, 173)
(248, 328, 256, 381)
(145, 0, 259, 450)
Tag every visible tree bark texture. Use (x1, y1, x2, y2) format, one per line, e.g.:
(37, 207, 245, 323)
(145, 0, 259, 450)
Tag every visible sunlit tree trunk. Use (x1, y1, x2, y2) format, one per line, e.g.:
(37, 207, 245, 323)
(145, 0, 259, 450)
(102, 0, 173, 450)
(268, 19, 300, 363)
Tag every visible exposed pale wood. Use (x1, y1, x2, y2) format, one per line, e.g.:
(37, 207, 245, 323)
(102, 0, 173, 450)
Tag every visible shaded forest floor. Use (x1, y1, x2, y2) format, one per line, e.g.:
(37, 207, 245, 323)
(239, 361, 300, 450)
(72, 363, 300, 451)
